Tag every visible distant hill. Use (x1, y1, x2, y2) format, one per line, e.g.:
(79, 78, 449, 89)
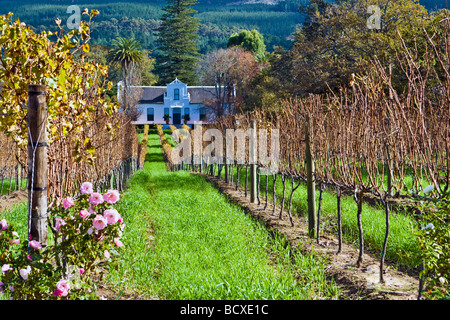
(0, 0, 447, 54)
(0, 0, 308, 53)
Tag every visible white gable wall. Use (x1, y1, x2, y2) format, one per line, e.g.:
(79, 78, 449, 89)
(123, 79, 210, 126)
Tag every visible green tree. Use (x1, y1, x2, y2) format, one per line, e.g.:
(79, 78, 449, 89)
(274, 0, 431, 95)
(227, 29, 266, 60)
(155, 0, 200, 85)
(107, 37, 144, 88)
(107, 37, 145, 113)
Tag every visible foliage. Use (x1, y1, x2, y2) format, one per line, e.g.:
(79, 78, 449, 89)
(416, 193, 450, 300)
(267, 0, 431, 95)
(155, 0, 200, 85)
(0, 1, 305, 54)
(0, 183, 125, 300)
(196, 46, 263, 116)
(0, 10, 118, 165)
(227, 29, 266, 60)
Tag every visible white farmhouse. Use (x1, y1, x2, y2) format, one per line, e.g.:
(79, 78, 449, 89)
(118, 78, 227, 126)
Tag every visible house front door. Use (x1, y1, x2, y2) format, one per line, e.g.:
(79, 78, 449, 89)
(173, 109, 181, 125)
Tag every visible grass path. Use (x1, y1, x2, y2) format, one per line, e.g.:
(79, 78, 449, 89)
(106, 132, 340, 299)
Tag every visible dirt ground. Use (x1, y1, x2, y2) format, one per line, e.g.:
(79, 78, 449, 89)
(0, 190, 27, 214)
(201, 173, 421, 300)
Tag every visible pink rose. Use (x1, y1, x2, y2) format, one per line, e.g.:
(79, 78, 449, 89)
(55, 218, 66, 232)
(1, 264, 12, 273)
(29, 240, 42, 250)
(89, 193, 104, 206)
(19, 266, 31, 280)
(79, 209, 90, 219)
(9, 238, 20, 245)
(103, 190, 120, 204)
(104, 250, 110, 259)
(80, 182, 93, 195)
(79, 268, 85, 275)
(93, 215, 107, 230)
(0, 219, 7, 231)
(53, 279, 70, 297)
(89, 206, 97, 214)
(62, 197, 75, 209)
(87, 228, 94, 235)
(103, 209, 120, 225)
(115, 238, 124, 247)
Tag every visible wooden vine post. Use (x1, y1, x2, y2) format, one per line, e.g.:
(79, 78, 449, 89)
(250, 119, 257, 204)
(27, 84, 48, 246)
(305, 114, 316, 238)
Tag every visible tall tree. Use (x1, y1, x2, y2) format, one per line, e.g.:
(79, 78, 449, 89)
(197, 47, 262, 117)
(155, 0, 200, 85)
(107, 37, 145, 117)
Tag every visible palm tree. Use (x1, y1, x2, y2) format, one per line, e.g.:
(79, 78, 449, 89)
(107, 37, 144, 111)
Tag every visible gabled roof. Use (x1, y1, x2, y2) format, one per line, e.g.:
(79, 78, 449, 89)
(187, 87, 217, 104)
(136, 86, 219, 105)
(138, 86, 166, 104)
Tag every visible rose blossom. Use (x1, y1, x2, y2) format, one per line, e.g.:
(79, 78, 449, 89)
(103, 209, 120, 225)
(30, 240, 42, 250)
(55, 218, 66, 232)
(115, 238, 124, 247)
(9, 238, 20, 245)
(87, 228, 94, 235)
(79, 268, 85, 275)
(79, 209, 90, 219)
(63, 197, 75, 209)
(103, 190, 120, 204)
(0, 219, 7, 231)
(93, 215, 107, 230)
(104, 250, 110, 259)
(53, 279, 70, 297)
(80, 182, 93, 195)
(89, 193, 104, 206)
(19, 266, 31, 280)
(1, 264, 13, 273)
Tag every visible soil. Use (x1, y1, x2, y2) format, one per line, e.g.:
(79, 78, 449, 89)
(0, 190, 28, 214)
(200, 173, 421, 300)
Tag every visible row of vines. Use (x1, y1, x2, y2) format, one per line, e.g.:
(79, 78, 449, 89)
(159, 20, 450, 299)
(0, 11, 147, 299)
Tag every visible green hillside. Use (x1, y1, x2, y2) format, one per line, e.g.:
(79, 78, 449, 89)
(0, 0, 307, 53)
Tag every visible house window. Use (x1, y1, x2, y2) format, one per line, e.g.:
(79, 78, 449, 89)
(184, 108, 189, 116)
(147, 108, 154, 121)
(199, 108, 206, 121)
(174, 88, 180, 100)
(164, 108, 169, 116)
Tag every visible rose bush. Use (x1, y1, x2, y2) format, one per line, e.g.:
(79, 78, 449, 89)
(0, 182, 125, 300)
(416, 190, 450, 300)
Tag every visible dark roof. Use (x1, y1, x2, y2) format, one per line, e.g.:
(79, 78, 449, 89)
(137, 86, 218, 104)
(138, 86, 166, 104)
(187, 87, 217, 104)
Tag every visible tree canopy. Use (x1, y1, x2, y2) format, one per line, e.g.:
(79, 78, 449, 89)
(155, 0, 200, 85)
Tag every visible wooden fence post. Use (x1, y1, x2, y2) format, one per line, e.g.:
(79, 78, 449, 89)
(27, 84, 48, 246)
(250, 120, 257, 204)
(305, 114, 316, 239)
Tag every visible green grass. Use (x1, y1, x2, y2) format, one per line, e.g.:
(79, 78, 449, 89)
(215, 166, 422, 269)
(105, 134, 340, 299)
(1, 178, 26, 195)
(0, 202, 28, 235)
